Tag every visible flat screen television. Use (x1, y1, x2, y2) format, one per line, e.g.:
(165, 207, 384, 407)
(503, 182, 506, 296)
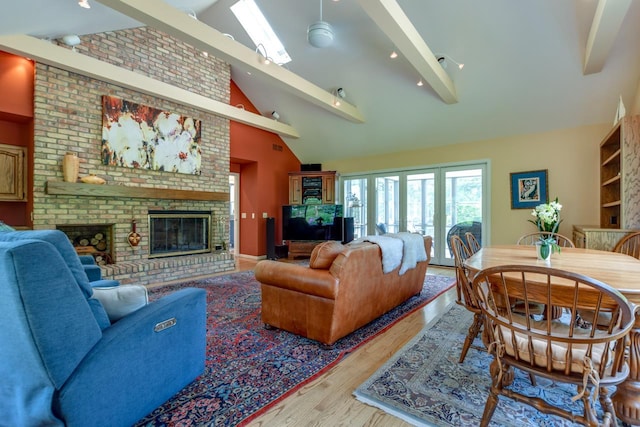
(282, 204, 345, 241)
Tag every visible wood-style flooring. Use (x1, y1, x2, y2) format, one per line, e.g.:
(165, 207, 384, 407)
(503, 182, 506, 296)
(231, 256, 457, 427)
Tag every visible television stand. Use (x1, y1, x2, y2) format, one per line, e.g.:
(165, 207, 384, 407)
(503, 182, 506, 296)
(287, 240, 324, 259)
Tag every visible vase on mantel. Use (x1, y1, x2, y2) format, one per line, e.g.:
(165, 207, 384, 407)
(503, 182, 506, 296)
(62, 152, 79, 183)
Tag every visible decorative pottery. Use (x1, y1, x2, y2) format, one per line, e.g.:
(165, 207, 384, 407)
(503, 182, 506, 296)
(536, 241, 551, 261)
(80, 174, 106, 185)
(62, 152, 79, 183)
(127, 219, 141, 247)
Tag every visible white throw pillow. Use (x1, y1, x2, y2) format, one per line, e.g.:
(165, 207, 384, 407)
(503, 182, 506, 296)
(92, 285, 149, 322)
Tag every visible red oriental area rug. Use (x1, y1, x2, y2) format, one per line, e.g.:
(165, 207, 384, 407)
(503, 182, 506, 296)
(134, 270, 455, 426)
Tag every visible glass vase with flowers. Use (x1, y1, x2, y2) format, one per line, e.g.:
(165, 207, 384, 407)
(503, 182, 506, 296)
(528, 197, 562, 260)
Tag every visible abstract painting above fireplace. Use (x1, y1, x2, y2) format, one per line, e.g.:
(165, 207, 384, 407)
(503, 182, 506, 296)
(148, 210, 211, 259)
(101, 95, 202, 175)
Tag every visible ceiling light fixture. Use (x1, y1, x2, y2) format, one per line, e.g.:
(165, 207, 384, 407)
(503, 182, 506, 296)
(271, 111, 280, 121)
(336, 87, 346, 99)
(308, 0, 334, 48)
(390, 51, 398, 59)
(78, 0, 90, 8)
(61, 34, 81, 51)
(417, 79, 424, 87)
(437, 54, 464, 70)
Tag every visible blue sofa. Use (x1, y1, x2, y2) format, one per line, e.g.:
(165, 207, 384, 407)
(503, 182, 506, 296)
(0, 230, 207, 426)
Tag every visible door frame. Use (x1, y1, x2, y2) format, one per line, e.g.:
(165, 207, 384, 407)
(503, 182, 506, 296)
(229, 172, 240, 254)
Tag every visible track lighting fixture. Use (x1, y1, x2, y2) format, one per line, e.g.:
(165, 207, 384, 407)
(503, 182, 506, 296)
(332, 88, 346, 107)
(78, 0, 90, 8)
(271, 111, 280, 121)
(437, 54, 464, 70)
(256, 44, 272, 65)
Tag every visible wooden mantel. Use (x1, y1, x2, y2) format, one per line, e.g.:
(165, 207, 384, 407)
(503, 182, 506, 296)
(46, 181, 228, 202)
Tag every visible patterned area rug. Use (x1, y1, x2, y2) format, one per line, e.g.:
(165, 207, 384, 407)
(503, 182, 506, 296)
(354, 304, 618, 427)
(134, 270, 455, 426)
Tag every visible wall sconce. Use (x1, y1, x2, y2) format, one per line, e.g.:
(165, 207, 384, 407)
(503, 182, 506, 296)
(437, 54, 464, 70)
(271, 111, 280, 121)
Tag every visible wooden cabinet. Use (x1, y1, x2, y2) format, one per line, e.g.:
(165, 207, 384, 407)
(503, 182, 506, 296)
(288, 173, 302, 205)
(573, 225, 635, 251)
(288, 171, 336, 205)
(600, 115, 640, 228)
(0, 143, 27, 201)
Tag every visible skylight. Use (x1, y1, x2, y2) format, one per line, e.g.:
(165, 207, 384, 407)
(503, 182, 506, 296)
(231, 0, 292, 65)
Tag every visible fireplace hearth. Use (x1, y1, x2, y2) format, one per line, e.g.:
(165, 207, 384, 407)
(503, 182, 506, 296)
(149, 210, 212, 258)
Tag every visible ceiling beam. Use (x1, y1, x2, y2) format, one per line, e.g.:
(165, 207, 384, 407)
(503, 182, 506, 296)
(583, 0, 632, 75)
(95, 0, 365, 123)
(0, 34, 300, 138)
(356, 0, 457, 104)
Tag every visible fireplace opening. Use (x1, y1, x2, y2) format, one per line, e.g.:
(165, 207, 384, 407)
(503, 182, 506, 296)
(149, 210, 211, 258)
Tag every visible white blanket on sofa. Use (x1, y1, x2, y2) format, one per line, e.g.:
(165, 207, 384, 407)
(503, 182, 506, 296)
(354, 232, 426, 275)
(389, 232, 428, 275)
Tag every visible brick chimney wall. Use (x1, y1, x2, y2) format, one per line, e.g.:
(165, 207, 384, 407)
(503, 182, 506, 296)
(32, 27, 234, 285)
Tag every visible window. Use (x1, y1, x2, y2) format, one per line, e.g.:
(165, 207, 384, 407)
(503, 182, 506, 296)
(231, 0, 292, 65)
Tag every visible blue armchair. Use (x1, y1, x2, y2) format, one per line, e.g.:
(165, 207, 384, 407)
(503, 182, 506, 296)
(78, 254, 120, 288)
(0, 230, 207, 426)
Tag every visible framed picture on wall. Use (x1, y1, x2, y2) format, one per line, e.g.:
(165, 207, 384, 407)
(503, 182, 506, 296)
(510, 169, 548, 209)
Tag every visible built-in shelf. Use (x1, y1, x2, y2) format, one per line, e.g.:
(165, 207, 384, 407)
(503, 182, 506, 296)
(601, 149, 621, 167)
(601, 175, 621, 186)
(46, 181, 228, 202)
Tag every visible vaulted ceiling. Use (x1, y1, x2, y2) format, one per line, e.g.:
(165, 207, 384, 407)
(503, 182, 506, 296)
(1, 0, 639, 164)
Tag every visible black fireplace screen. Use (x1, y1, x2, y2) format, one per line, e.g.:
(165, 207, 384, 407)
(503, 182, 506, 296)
(148, 211, 211, 258)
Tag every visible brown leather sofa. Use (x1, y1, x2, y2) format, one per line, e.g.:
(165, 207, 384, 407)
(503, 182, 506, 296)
(254, 236, 432, 346)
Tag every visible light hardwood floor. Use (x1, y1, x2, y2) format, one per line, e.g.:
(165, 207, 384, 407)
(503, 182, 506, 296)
(230, 257, 457, 427)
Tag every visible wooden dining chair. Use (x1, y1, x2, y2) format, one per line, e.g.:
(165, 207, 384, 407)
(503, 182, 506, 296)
(465, 231, 481, 254)
(613, 231, 640, 259)
(516, 231, 575, 248)
(472, 264, 635, 427)
(450, 235, 483, 363)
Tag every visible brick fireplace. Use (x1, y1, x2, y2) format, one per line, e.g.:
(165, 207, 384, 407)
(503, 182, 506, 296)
(31, 27, 235, 286)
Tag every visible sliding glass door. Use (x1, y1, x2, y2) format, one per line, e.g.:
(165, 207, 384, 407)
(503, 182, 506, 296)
(342, 162, 487, 266)
(344, 178, 367, 239)
(374, 175, 399, 235)
(441, 167, 484, 264)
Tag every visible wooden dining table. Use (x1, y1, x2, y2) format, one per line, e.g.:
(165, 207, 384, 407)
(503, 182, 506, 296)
(464, 245, 640, 425)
